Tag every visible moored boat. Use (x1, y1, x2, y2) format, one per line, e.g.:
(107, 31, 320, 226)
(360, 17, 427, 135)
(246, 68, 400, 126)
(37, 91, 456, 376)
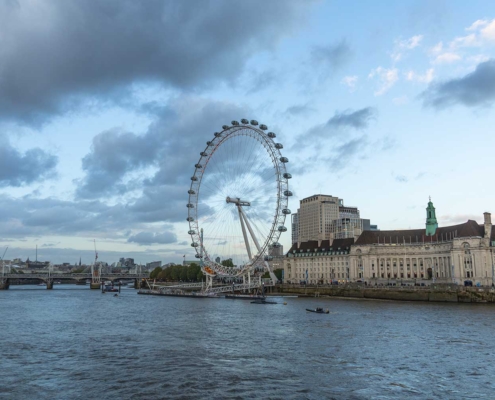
(306, 307, 329, 314)
(251, 299, 277, 304)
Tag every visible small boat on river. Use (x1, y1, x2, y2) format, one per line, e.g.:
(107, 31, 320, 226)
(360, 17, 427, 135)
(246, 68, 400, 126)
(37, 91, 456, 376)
(251, 299, 277, 304)
(306, 307, 329, 314)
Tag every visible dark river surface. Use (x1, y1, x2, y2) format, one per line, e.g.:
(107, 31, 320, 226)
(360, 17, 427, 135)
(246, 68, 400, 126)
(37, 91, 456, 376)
(1, 285, 495, 399)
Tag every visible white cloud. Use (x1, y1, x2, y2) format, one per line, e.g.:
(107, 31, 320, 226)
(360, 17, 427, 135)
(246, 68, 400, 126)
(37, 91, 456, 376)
(467, 54, 490, 64)
(391, 34, 423, 61)
(405, 68, 434, 83)
(450, 33, 479, 49)
(368, 67, 398, 95)
(430, 41, 443, 55)
(433, 52, 461, 64)
(481, 19, 495, 41)
(341, 75, 358, 91)
(466, 19, 489, 31)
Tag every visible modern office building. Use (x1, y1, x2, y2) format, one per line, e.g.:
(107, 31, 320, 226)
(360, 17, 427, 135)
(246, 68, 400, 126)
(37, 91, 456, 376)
(291, 194, 373, 244)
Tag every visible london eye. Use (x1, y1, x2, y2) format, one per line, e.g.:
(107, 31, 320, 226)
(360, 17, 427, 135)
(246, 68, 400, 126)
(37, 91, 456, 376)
(187, 120, 291, 286)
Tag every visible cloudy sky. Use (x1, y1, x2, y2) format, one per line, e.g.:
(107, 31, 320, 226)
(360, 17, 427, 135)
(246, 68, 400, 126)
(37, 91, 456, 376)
(2, 0, 495, 264)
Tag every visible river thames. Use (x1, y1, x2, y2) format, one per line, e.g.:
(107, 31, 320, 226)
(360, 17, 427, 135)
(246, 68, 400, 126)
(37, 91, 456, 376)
(1, 285, 494, 399)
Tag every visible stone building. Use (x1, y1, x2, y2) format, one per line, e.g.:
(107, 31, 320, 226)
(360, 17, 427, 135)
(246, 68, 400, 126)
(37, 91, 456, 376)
(283, 199, 495, 286)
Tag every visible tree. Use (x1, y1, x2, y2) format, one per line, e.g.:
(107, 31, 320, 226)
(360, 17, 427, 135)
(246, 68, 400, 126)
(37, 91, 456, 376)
(187, 263, 200, 281)
(150, 267, 162, 280)
(221, 259, 234, 268)
(262, 268, 283, 280)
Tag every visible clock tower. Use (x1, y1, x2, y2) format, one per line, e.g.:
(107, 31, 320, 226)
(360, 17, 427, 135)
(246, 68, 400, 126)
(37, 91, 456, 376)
(425, 197, 438, 236)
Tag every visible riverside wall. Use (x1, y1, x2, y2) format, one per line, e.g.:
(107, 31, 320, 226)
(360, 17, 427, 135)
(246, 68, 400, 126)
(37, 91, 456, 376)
(275, 284, 495, 303)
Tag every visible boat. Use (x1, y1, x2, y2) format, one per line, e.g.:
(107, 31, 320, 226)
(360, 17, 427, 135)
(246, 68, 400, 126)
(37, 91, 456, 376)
(251, 299, 277, 304)
(306, 307, 329, 314)
(37, 282, 46, 286)
(102, 281, 119, 293)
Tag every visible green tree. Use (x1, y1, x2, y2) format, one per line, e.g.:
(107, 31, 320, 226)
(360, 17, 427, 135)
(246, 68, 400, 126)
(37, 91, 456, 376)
(221, 258, 234, 268)
(150, 267, 162, 280)
(180, 266, 188, 281)
(170, 265, 180, 281)
(261, 268, 283, 280)
(187, 263, 200, 281)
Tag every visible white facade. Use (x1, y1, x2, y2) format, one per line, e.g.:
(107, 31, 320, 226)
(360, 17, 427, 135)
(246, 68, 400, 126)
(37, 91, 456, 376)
(283, 212, 495, 287)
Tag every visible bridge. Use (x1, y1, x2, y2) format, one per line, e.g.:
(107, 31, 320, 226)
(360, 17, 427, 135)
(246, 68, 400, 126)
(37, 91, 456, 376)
(0, 272, 148, 290)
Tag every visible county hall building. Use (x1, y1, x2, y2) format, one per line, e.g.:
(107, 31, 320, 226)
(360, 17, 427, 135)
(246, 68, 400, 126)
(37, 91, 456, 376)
(283, 199, 495, 286)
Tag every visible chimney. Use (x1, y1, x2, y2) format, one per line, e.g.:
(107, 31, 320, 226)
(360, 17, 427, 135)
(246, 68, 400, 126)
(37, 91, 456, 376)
(484, 212, 492, 239)
(484, 212, 491, 225)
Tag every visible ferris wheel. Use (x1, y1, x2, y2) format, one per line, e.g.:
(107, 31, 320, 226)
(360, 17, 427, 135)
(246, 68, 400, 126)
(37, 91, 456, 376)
(187, 119, 292, 283)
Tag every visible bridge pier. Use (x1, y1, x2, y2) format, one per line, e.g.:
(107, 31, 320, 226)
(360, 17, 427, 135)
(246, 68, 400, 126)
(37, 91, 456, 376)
(0, 279, 10, 290)
(134, 279, 142, 289)
(46, 280, 54, 290)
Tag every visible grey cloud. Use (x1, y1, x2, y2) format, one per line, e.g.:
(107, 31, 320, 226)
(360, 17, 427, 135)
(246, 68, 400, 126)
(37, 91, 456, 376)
(311, 40, 352, 71)
(127, 231, 177, 246)
(295, 107, 377, 146)
(77, 97, 251, 199)
(285, 103, 315, 116)
(76, 128, 160, 198)
(422, 59, 495, 109)
(323, 138, 368, 171)
(247, 70, 279, 94)
(0, 135, 58, 187)
(326, 108, 377, 131)
(0, 0, 313, 124)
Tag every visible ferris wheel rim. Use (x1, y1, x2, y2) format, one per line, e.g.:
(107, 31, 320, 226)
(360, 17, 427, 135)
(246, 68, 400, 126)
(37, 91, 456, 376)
(187, 121, 291, 277)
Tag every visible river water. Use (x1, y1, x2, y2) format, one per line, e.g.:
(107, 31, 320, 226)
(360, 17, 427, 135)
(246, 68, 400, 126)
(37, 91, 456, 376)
(1, 285, 495, 399)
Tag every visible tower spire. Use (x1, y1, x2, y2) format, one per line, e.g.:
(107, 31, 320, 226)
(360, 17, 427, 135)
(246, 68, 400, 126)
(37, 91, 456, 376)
(426, 197, 438, 236)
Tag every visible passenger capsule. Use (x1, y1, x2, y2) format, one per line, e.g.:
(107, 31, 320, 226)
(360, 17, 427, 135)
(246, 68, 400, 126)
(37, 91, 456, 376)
(250, 120, 258, 126)
(187, 203, 194, 208)
(282, 208, 291, 215)
(241, 119, 249, 124)
(259, 124, 267, 130)
(214, 132, 221, 137)
(191, 242, 199, 248)
(191, 176, 198, 181)
(195, 164, 202, 169)
(200, 151, 208, 157)
(187, 217, 194, 222)
(279, 157, 289, 163)
(195, 254, 203, 259)
(283, 173, 292, 179)
(275, 143, 283, 149)
(188, 230, 196, 235)
(278, 226, 287, 232)
(206, 141, 212, 146)
(231, 120, 239, 126)
(222, 125, 229, 130)
(267, 132, 276, 138)
(188, 189, 196, 195)
(284, 190, 293, 197)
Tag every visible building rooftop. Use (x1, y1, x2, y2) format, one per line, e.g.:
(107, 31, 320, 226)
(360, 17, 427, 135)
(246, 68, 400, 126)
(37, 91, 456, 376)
(354, 219, 494, 245)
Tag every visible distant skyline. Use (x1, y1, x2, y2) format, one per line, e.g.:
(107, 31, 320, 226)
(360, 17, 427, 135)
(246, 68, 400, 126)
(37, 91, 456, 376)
(2, 0, 495, 264)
